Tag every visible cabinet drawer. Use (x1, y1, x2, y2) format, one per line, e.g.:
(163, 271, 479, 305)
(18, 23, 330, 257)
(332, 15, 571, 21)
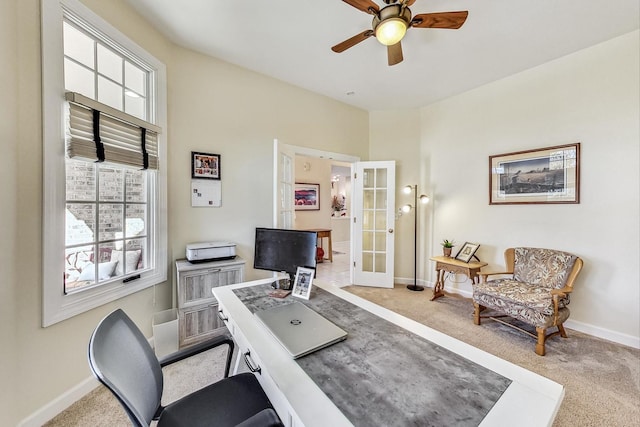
(180, 268, 243, 307)
(179, 304, 224, 347)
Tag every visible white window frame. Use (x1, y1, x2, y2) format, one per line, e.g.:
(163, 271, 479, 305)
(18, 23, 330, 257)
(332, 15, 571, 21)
(41, 0, 167, 327)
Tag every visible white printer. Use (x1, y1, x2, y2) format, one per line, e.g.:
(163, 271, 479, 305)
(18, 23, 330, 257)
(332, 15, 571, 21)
(186, 241, 236, 263)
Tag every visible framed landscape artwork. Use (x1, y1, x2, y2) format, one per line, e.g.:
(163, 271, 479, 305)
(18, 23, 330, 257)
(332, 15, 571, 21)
(295, 183, 320, 210)
(489, 143, 580, 205)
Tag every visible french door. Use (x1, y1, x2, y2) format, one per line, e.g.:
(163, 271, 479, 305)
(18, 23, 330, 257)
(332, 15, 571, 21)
(352, 161, 396, 288)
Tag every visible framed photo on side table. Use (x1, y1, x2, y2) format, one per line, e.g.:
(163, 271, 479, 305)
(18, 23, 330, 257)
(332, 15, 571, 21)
(292, 267, 314, 300)
(455, 242, 481, 263)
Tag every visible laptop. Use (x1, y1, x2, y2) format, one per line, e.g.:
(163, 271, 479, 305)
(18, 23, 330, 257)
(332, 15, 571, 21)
(255, 302, 347, 359)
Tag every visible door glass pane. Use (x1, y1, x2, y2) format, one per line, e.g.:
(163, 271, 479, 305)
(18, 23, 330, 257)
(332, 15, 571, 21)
(375, 212, 386, 230)
(63, 23, 94, 68)
(97, 44, 122, 83)
(362, 231, 374, 251)
(375, 169, 387, 188)
(375, 232, 386, 251)
(64, 58, 95, 99)
(363, 168, 375, 188)
(97, 76, 123, 110)
(375, 253, 386, 273)
(363, 210, 374, 229)
(362, 252, 373, 272)
(375, 189, 387, 209)
(363, 189, 374, 209)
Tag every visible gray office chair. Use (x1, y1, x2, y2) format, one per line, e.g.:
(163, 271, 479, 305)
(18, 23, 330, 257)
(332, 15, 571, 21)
(88, 309, 283, 427)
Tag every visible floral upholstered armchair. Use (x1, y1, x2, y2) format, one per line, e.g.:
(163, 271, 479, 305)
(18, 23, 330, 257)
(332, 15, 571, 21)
(473, 247, 583, 356)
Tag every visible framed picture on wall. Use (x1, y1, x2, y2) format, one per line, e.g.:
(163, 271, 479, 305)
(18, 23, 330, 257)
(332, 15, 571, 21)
(192, 151, 221, 180)
(489, 143, 580, 204)
(295, 183, 320, 210)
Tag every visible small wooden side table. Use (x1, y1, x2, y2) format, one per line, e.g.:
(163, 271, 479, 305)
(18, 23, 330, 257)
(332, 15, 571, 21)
(306, 228, 333, 262)
(429, 256, 488, 301)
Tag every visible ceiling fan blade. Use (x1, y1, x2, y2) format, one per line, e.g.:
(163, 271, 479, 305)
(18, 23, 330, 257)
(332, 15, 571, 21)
(411, 11, 469, 29)
(387, 41, 403, 66)
(341, 0, 380, 15)
(332, 30, 374, 53)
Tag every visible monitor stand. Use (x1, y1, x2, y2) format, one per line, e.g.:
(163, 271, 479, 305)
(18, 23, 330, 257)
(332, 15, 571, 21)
(270, 274, 292, 290)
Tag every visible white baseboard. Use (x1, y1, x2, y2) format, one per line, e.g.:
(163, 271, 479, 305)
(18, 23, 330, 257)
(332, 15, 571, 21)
(18, 376, 99, 427)
(563, 318, 640, 349)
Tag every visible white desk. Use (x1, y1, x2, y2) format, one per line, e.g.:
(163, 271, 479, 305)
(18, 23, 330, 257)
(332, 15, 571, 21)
(213, 279, 564, 427)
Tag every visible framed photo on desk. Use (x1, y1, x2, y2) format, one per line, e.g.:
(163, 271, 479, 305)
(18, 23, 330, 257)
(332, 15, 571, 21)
(292, 267, 314, 300)
(455, 242, 480, 263)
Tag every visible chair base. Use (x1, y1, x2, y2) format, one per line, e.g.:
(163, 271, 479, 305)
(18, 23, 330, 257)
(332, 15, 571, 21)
(473, 302, 568, 356)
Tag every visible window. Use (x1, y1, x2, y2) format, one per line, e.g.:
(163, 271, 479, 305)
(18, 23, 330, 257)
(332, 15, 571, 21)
(42, 0, 167, 326)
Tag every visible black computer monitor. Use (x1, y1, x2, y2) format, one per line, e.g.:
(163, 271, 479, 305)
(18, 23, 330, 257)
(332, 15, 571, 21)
(253, 227, 317, 287)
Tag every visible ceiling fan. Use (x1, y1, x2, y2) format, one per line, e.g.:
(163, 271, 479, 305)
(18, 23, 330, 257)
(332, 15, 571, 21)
(331, 0, 469, 66)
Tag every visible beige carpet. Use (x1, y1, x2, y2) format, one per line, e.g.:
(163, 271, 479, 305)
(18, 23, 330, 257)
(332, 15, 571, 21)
(46, 285, 639, 426)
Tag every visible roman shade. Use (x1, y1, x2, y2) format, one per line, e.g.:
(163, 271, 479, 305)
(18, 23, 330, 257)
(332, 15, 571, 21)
(65, 92, 161, 170)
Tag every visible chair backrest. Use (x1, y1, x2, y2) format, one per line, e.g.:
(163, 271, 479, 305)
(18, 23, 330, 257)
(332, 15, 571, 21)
(508, 247, 581, 289)
(88, 309, 163, 426)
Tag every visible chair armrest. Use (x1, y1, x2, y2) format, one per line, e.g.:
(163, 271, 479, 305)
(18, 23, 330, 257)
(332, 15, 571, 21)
(550, 287, 573, 297)
(479, 271, 513, 282)
(158, 334, 235, 378)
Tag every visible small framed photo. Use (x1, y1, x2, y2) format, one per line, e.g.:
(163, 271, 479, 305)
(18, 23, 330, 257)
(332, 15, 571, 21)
(292, 267, 314, 300)
(294, 183, 320, 210)
(192, 151, 221, 180)
(455, 242, 481, 263)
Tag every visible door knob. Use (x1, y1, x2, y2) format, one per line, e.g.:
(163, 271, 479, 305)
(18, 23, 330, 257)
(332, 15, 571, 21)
(388, 229, 394, 233)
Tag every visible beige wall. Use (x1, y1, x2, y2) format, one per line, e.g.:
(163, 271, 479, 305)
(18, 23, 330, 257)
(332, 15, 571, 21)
(0, 0, 19, 420)
(415, 32, 638, 341)
(368, 34, 640, 342)
(369, 109, 424, 284)
(293, 156, 333, 231)
(3, 0, 368, 424)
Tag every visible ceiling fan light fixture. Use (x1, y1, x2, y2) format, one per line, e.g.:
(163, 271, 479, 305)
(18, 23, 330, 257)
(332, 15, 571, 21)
(375, 17, 407, 45)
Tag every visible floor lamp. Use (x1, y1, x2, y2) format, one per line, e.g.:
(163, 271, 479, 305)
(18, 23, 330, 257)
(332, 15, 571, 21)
(401, 185, 430, 292)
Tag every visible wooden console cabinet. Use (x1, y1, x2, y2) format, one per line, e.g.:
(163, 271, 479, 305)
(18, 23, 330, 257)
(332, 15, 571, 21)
(175, 257, 245, 347)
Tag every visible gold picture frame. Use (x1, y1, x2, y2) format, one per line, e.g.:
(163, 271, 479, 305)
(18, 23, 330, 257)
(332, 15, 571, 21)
(489, 143, 580, 204)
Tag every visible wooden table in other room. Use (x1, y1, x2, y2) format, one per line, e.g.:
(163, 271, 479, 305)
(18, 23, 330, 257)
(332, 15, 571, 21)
(429, 256, 488, 301)
(306, 228, 332, 262)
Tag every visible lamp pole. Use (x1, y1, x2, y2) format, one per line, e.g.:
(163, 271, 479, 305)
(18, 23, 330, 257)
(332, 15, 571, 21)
(407, 184, 424, 292)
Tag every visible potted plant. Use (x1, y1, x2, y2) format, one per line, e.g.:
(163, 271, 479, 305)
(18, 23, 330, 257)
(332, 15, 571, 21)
(441, 239, 455, 257)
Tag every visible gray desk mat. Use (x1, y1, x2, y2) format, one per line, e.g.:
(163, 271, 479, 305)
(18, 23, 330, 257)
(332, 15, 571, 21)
(233, 285, 511, 426)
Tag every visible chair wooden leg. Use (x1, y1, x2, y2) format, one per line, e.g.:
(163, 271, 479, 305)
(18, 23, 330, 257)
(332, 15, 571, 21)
(558, 323, 568, 338)
(535, 327, 546, 356)
(473, 302, 481, 325)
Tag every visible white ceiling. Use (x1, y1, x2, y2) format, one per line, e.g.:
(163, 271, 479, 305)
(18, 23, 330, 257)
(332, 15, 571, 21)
(125, 0, 639, 111)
